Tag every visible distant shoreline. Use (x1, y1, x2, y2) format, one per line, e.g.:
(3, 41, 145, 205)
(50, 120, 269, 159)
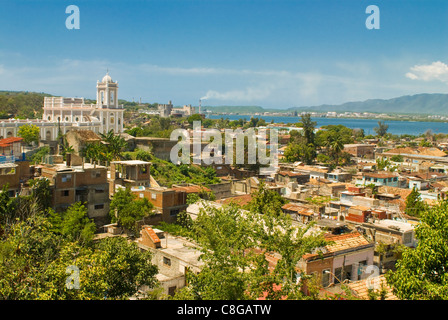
(208, 113, 448, 124)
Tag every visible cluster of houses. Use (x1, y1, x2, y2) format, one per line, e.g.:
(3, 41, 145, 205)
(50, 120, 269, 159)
(3, 125, 448, 299)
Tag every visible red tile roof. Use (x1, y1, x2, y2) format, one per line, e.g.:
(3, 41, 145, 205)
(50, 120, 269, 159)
(172, 185, 211, 193)
(281, 203, 314, 216)
(302, 232, 372, 260)
(278, 171, 307, 177)
(217, 194, 253, 206)
(363, 172, 397, 179)
(347, 275, 398, 300)
(0, 137, 23, 148)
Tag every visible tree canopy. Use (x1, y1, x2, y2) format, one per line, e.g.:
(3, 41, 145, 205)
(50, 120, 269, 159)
(386, 200, 448, 299)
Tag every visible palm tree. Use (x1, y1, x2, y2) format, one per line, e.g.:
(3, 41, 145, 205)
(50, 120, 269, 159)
(109, 135, 127, 160)
(99, 130, 127, 160)
(61, 137, 74, 160)
(326, 135, 344, 166)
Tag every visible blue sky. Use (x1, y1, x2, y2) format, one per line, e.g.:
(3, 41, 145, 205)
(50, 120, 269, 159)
(1, 0, 448, 108)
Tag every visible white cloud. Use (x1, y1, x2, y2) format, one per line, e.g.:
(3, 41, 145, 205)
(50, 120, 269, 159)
(202, 85, 274, 102)
(406, 61, 448, 83)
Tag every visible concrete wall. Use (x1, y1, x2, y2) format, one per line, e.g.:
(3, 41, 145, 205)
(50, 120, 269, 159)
(207, 181, 232, 200)
(332, 248, 374, 282)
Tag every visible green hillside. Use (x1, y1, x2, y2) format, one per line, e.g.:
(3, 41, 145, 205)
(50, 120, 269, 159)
(290, 93, 448, 115)
(206, 93, 448, 115)
(0, 91, 52, 119)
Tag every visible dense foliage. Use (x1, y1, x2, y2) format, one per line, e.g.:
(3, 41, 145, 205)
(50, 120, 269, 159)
(0, 183, 159, 299)
(386, 200, 448, 299)
(109, 188, 154, 235)
(0, 91, 49, 119)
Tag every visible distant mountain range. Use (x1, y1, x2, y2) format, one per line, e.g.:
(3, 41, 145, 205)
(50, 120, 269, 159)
(204, 93, 448, 115)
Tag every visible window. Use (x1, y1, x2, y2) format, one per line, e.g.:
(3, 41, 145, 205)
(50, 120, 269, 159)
(91, 171, 101, 178)
(61, 174, 72, 182)
(322, 269, 331, 287)
(61, 190, 69, 197)
(168, 286, 177, 296)
(163, 256, 171, 266)
(403, 232, 413, 245)
(170, 209, 180, 216)
(94, 204, 104, 210)
(357, 260, 367, 280)
(151, 193, 157, 200)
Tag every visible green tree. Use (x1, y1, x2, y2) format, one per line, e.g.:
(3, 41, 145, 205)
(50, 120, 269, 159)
(0, 214, 158, 299)
(95, 237, 158, 299)
(17, 124, 40, 145)
(326, 135, 344, 166)
(28, 177, 52, 213)
(245, 181, 288, 216)
(390, 155, 403, 162)
(386, 200, 448, 299)
(374, 120, 389, 137)
(297, 113, 316, 147)
(57, 202, 96, 244)
(110, 188, 154, 235)
(405, 187, 426, 218)
(28, 146, 50, 164)
(186, 193, 200, 205)
(376, 157, 391, 171)
(174, 202, 327, 300)
(82, 142, 103, 162)
(100, 130, 127, 160)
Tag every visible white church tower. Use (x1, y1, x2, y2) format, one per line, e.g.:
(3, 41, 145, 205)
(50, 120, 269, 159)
(96, 72, 124, 134)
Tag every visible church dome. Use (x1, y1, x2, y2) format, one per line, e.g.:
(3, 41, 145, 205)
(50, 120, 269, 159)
(102, 72, 113, 83)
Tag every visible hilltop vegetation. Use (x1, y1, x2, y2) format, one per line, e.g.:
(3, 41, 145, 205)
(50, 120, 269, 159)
(0, 91, 51, 119)
(122, 149, 221, 187)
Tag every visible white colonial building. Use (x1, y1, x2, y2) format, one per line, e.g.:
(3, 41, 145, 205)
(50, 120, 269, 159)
(0, 72, 124, 141)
